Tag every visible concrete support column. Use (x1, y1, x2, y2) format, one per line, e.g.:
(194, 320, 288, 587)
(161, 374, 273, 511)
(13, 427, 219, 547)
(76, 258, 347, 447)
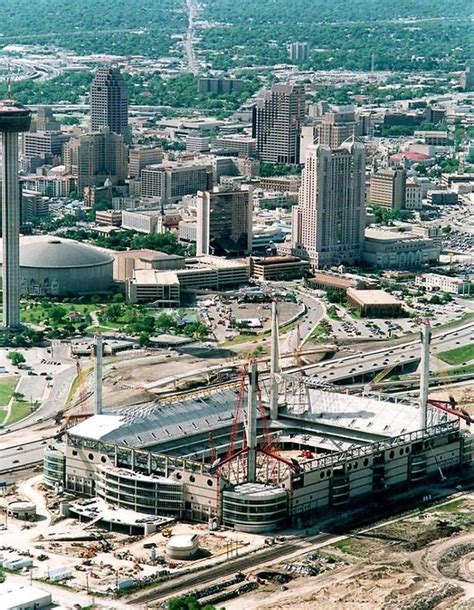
(1, 132, 21, 329)
(419, 322, 432, 431)
(247, 361, 258, 483)
(270, 301, 280, 420)
(94, 334, 103, 415)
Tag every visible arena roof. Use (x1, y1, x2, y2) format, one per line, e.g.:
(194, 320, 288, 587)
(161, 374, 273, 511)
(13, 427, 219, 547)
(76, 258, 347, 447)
(0, 235, 113, 268)
(284, 389, 426, 438)
(68, 387, 241, 448)
(68, 384, 434, 457)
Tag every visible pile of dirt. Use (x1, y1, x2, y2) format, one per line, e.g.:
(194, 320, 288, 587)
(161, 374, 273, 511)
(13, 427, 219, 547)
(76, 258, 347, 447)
(437, 543, 474, 580)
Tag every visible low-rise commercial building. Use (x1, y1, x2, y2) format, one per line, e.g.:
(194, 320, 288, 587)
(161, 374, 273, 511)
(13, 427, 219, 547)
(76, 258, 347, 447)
(259, 175, 301, 193)
(415, 273, 472, 295)
(413, 131, 451, 146)
(347, 288, 403, 318)
(363, 228, 440, 269)
(127, 256, 250, 304)
(427, 190, 458, 206)
(0, 584, 52, 610)
(95, 210, 123, 226)
(213, 134, 257, 158)
(309, 271, 376, 294)
(250, 255, 310, 280)
(113, 249, 185, 283)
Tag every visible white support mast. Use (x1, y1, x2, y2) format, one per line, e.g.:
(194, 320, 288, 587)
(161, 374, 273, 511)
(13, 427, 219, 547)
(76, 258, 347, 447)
(419, 322, 432, 431)
(270, 300, 280, 420)
(94, 334, 103, 415)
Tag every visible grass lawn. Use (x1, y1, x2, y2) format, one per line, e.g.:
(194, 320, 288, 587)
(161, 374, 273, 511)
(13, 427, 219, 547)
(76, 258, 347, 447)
(428, 499, 466, 513)
(438, 344, 474, 366)
(21, 302, 102, 325)
(0, 377, 18, 406)
(447, 363, 474, 376)
(308, 322, 330, 342)
(4, 400, 36, 426)
(225, 333, 261, 345)
(330, 537, 364, 557)
(86, 325, 115, 333)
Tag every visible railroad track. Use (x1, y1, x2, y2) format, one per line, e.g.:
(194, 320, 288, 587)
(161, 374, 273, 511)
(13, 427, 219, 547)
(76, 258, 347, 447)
(127, 534, 332, 605)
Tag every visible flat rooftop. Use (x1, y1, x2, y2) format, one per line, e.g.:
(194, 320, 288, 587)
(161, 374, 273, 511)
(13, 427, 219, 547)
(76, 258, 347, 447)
(365, 228, 421, 241)
(133, 269, 180, 285)
(347, 288, 401, 307)
(69, 498, 175, 528)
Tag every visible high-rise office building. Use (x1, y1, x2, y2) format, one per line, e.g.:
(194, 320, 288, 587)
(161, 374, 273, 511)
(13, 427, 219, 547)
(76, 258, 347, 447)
(64, 127, 128, 190)
(460, 65, 474, 91)
(197, 78, 243, 95)
(141, 162, 213, 207)
(318, 106, 358, 148)
(288, 42, 309, 63)
(252, 83, 305, 165)
(196, 187, 253, 257)
(368, 168, 407, 211)
(22, 131, 70, 163)
(292, 139, 366, 268)
(34, 106, 61, 132)
(90, 66, 131, 144)
(0, 99, 32, 329)
(128, 148, 163, 178)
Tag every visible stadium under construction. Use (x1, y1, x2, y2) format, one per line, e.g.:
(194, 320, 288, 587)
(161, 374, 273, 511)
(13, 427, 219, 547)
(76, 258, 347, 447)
(44, 309, 473, 533)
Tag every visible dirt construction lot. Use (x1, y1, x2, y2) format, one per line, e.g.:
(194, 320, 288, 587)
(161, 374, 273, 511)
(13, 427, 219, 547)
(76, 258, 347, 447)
(224, 496, 474, 610)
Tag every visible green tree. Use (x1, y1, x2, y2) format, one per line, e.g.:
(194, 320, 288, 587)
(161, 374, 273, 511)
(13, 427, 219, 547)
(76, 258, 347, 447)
(7, 351, 26, 366)
(48, 305, 67, 324)
(138, 332, 151, 347)
(168, 595, 215, 610)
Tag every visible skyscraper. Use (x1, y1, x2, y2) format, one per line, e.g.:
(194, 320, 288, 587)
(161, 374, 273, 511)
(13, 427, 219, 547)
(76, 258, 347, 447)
(288, 42, 309, 63)
(292, 139, 366, 268)
(90, 66, 131, 144)
(318, 106, 358, 148)
(64, 128, 128, 190)
(252, 83, 305, 165)
(196, 187, 253, 257)
(0, 99, 32, 329)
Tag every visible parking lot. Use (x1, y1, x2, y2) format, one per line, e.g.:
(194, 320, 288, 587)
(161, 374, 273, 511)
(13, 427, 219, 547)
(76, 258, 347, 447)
(327, 296, 470, 342)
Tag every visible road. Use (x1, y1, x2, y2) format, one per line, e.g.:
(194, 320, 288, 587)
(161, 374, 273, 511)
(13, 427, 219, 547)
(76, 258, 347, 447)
(0, 438, 50, 477)
(184, 0, 199, 74)
(288, 322, 474, 383)
(147, 320, 473, 392)
(280, 292, 325, 361)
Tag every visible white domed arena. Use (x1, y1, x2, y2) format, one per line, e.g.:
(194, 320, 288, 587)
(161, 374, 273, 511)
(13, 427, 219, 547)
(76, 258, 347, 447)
(0, 235, 114, 297)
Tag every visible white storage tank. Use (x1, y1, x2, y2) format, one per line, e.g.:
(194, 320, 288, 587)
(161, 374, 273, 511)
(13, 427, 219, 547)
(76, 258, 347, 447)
(166, 534, 200, 560)
(7, 501, 36, 520)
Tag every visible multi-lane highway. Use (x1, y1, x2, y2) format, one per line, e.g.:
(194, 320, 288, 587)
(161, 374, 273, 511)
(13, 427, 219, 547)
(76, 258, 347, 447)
(0, 438, 51, 479)
(290, 323, 474, 383)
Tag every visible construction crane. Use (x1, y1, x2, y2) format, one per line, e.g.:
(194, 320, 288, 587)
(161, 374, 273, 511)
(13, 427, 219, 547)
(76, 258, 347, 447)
(211, 359, 302, 478)
(362, 360, 401, 396)
(428, 345, 472, 425)
(427, 397, 472, 426)
(76, 359, 87, 406)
